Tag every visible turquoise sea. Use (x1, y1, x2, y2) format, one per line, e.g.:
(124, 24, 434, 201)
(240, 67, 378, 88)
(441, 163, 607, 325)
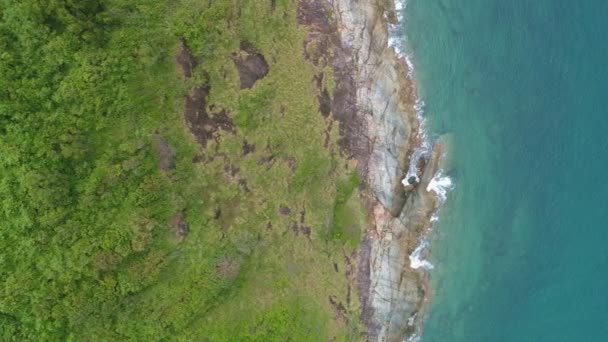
(400, 0, 608, 341)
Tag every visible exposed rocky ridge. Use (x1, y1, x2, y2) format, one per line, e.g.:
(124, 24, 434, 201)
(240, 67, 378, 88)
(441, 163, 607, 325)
(297, 0, 369, 164)
(297, 0, 446, 339)
(326, 0, 446, 341)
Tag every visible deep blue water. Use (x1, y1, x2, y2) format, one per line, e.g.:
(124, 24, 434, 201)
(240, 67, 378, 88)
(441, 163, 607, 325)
(401, 1, 608, 341)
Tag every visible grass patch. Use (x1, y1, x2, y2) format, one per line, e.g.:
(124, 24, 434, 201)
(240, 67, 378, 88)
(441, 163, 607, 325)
(0, 0, 367, 340)
(331, 171, 364, 246)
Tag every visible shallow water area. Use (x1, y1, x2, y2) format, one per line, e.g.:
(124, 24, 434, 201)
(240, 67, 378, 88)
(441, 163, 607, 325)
(402, 0, 608, 341)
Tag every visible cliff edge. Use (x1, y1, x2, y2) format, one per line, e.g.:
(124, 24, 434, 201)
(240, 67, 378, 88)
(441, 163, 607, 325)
(309, 0, 447, 340)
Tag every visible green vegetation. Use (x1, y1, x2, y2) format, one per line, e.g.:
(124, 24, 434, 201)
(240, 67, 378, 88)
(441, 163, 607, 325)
(0, 0, 368, 340)
(331, 171, 364, 246)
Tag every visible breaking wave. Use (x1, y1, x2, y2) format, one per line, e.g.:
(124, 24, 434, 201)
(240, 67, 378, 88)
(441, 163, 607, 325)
(405, 335, 421, 342)
(409, 239, 434, 270)
(426, 170, 454, 203)
(388, 1, 453, 340)
(389, 0, 453, 220)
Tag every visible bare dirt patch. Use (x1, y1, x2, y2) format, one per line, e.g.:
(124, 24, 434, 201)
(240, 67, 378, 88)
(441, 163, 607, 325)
(329, 295, 348, 325)
(216, 258, 240, 280)
(297, 0, 334, 66)
(170, 211, 188, 241)
(257, 153, 275, 166)
(231, 41, 269, 89)
(300, 225, 311, 238)
(279, 206, 291, 216)
(319, 88, 331, 117)
(242, 139, 256, 155)
(298, 0, 370, 165)
(257, 149, 296, 173)
(290, 222, 312, 238)
(152, 133, 175, 171)
(177, 39, 235, 147)
(284, 156, 297, 172)
(238, 179, 251, 193)
(176, 39, 197, 78)
(184, 85, 235, 147)
(222, 158, 251, 193)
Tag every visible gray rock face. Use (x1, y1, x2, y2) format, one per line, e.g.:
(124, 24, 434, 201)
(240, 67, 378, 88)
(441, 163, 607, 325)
(365, 141, 444, 342)
(330, 1, 446, 341)
(332, 0, 412, 215)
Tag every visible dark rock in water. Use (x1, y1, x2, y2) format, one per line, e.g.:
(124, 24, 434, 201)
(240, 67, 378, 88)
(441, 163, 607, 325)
(232, 42, 269, 89)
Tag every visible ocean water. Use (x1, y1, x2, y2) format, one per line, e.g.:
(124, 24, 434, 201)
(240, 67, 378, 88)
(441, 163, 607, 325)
(399, 0, 608, 341)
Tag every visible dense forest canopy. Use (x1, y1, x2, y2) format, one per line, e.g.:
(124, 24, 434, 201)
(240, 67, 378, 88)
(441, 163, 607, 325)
(0, 0, 366, 340)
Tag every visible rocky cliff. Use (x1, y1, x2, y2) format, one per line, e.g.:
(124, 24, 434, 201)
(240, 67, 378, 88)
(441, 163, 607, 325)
(328, 0, 446, 340)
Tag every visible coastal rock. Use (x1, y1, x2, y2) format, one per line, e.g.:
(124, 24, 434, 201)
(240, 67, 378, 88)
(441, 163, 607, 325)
(299, 0, 448, 339)
(329, 0, 445, 340)
(333, 0, 414, 216)
(366, 139, 444, 341)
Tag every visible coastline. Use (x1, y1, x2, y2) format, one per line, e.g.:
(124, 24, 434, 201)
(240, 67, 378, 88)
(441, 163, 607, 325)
(322, 0, 451, 340)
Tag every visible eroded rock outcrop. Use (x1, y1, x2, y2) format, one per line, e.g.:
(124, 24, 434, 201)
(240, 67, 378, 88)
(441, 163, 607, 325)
(231, 41, 270, 89)
(177, 42, 236, 148)
(297, 0, 448, 339)
(328, 0, 447, 340)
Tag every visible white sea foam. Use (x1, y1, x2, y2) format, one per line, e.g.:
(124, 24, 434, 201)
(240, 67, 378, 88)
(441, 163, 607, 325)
(409, 239, 434, 270)
(388, 1, 408, 57)
(390, 1, 448, 339)
(390, 0, 453, 215)
(395, 0, 405, 11)
(426, 171, 453, 203)
(407, 313, 417, 326)
(405, 335, 421, 342)
(402, 143, 427, 186)
(402, 96, 431, 187)
(430, 213, 439, 222)
(393, 0, 405, 22)
(389, 0, 452, 276)
(404, 53, 415, 77)
(388, 36, 403, 55)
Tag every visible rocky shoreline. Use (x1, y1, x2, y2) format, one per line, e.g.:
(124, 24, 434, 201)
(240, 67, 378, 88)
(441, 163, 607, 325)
(298, 0, 450, 340)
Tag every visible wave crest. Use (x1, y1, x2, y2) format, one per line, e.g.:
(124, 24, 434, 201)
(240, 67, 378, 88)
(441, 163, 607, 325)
(426, 170, 453, 203)
(409, 239, 434, 270)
